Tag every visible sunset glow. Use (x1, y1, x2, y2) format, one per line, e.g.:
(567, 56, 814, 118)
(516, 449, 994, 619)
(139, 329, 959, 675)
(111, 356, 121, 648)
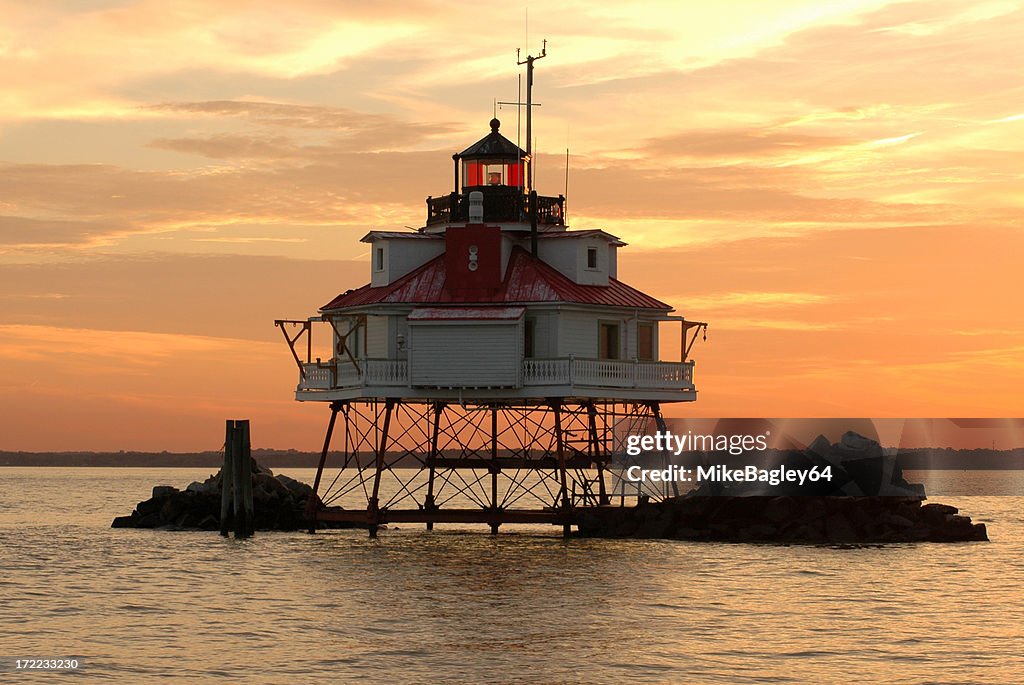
(2, 0, 1022, 450)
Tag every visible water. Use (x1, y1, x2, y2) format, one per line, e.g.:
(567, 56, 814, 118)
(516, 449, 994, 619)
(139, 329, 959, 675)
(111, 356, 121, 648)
(1, 468, 1022, 684)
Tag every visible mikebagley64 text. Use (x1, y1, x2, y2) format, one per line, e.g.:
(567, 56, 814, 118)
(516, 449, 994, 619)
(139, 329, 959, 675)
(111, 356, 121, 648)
(624, 464, 833, 486)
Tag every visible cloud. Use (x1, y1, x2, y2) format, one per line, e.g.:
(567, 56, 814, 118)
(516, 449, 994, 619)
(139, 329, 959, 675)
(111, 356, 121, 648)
(0, 154, 450, 253)
(0, 253, 362, 342)
(0, 324, 254, 365)
(145, 100, 454, 151)
(669, 291, 833, 309)
(148, 133, 302, 160)
(635, 128, 853, 159)
(0, 216, 133, 248)
(562, 162, 946, 223)
(0, 322, 320, 451)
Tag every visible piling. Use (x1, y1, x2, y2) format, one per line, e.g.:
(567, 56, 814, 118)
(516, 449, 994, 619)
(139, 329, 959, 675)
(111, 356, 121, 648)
(219, 421, 234, 537)
(222, 419, 255, 539)
(239, 420, 255, 537)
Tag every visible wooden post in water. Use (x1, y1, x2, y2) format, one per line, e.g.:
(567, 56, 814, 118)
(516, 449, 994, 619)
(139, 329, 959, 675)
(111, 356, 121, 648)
(230, 420, 254, 538)
(239, 420, 255, 538)
(221, 419, 255, 538)
(230, 421, 244, 537)
(220, 420, 234, 537)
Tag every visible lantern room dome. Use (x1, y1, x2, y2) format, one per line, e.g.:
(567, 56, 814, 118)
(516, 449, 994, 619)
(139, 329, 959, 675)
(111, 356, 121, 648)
(458, 119, 526, 159)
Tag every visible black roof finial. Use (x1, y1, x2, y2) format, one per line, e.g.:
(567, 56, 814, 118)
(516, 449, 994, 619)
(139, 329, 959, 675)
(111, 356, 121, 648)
(490, 117, 500, 132)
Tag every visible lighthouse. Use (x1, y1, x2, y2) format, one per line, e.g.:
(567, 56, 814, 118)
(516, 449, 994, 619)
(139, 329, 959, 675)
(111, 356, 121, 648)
(276, 56, 707, 536)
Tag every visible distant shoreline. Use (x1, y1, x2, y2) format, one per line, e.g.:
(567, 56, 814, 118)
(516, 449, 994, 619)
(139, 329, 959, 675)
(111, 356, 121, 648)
(0, 450, 319, 469)
(1, 448, 1022, 469)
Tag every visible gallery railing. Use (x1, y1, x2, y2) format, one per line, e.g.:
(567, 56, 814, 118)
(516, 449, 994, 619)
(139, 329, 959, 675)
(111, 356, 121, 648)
(299, 358, 694, 392)
(425, 189, 565, 227)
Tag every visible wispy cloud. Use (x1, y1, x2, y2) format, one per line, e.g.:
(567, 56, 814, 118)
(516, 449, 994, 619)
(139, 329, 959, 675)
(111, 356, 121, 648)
(664, 291, 833, 309)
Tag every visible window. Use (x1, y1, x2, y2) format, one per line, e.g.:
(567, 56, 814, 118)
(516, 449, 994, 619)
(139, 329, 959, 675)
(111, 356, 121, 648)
(464, 161, 516, 187)
(586, 246, 598, 269)
(524, 318, 536, 358)
(637, 323, 654, 361)
(375, 246, 384, 272)
(484, 163, 506, 185)
(598, 322, 620, 360)
(464, 161, 484, 186)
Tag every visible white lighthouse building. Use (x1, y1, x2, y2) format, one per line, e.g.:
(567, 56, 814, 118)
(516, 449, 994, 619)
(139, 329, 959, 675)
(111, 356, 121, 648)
(277, 63, 707, 536)
(291, 116, 702, 404)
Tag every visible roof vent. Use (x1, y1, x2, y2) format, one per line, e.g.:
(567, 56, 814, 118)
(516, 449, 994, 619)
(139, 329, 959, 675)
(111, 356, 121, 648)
(468, 191, 484, 223)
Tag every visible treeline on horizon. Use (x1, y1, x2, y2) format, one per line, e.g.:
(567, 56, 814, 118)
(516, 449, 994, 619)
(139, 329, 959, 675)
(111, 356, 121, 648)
(1, 447, 1023, 469)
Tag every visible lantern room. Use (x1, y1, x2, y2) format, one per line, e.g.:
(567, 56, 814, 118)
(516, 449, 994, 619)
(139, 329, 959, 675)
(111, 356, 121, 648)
(426, 118, 564, 229)
(459, 118, 525, 191)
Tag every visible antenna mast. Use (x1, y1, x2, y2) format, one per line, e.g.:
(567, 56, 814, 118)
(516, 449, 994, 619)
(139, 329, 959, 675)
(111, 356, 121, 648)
(517, 39, 546, 193)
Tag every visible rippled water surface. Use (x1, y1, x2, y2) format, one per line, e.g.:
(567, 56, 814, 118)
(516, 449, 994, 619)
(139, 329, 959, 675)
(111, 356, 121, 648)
(1, 468, 1022, 684)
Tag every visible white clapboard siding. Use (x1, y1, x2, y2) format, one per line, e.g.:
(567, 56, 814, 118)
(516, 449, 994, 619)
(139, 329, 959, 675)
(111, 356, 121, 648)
(409, 322, 522, 387)
(369, 238, 446, 286)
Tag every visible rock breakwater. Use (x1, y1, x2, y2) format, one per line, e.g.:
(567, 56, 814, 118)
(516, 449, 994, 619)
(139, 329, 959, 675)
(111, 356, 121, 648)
(110, 462, 348, 531)
(576, 496, 988, 543)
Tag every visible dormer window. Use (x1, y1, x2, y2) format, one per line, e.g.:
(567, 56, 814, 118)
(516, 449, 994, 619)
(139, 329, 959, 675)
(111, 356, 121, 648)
(586, 247, 598, 270)
(375, 246, 384, 272)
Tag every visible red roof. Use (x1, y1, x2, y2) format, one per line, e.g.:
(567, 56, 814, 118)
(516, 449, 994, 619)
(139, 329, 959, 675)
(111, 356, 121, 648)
(322, 247, 671, 311)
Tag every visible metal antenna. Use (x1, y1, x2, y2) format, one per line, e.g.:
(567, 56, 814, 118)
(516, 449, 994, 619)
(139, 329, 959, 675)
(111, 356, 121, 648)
(564, 147, 570, 222)
(517, 38, 546, 193)
(498, 76, 542, 191)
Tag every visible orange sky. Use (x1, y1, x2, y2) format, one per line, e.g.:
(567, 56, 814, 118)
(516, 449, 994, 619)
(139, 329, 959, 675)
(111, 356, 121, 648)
(2, 0, 1022, 451)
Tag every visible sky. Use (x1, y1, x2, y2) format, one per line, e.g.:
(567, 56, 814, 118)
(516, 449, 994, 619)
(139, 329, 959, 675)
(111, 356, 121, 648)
(2, 0, 1022, 451)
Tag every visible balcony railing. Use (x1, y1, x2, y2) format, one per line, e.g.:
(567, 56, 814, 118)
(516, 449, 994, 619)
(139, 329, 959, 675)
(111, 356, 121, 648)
(426, 188, 565, 227)
(299, 358, 694, 393)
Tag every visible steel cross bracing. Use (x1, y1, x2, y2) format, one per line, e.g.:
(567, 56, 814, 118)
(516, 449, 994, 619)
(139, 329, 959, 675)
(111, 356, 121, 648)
(305, 399, 671, 537)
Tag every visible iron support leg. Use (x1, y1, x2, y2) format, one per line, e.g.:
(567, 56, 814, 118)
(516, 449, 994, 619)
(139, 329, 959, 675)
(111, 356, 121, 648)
(307, 401, 342, 534)
(586, 401, 609, 505)
(551, 399, 572, 537)
(650, 402, 679, 498)
(490, 406, 500, 535)
(368, 399, 396, 538)
(425, 402, 443, 530)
